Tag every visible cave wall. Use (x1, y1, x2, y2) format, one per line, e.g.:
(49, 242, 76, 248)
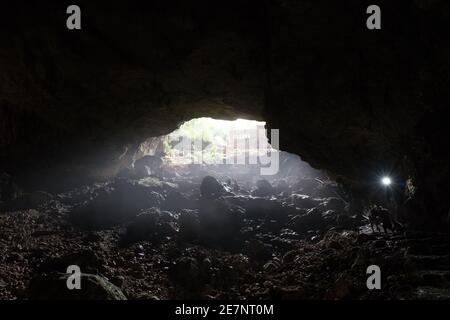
(1, 0, 450, 227)
(264, 0, 450, 228)
(0, 0, 266, 188)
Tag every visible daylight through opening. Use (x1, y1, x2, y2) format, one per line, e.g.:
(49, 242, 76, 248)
(133, 117, 327, 186)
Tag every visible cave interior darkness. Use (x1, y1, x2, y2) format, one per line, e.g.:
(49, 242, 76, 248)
(1, 0, 450, 301)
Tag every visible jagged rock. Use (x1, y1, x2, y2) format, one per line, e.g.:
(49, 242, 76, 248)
(290, 208, 326, 234)
(168, 257, 201, 290)
(121, 207, 177, 245)
(252, 179, 274, 197)
(121, 208, 159, 244)
(28, 273, 127, 300)
(282, 250, 299, 264)
(200, 176, 225, 199)
(292, 178, 320, 195)
(69, 180, 165, 230)
(246, 239, 273, 262)
(69, 188, 125, 230)
(290, 194, 320, 209)
(113, 179, 165, 210)
(158, 220, 179, 237)
(226, 254, 250, 274)
(224, 195, 285, 221)
(320, 197, 346, 212)
(159, 210, 178, 222)
(322, 210, 338, 223)
(134, 154, 164, 177)
(312, 181, 342, 198)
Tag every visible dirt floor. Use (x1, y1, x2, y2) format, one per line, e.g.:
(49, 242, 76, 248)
(1, 171, 450, 300)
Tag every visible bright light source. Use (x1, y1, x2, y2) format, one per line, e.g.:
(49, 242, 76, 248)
(164, 117, 269, 165)
(381, 176, 392, 186)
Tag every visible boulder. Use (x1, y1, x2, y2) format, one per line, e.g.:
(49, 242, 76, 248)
(292, 178, 320, 195)
(290, 194, 320, 209)
(28, 273, 127, 300)
(159, 210, 178, 222)
(113, 178, 165, 210)
(69, 188, 126, 230)
(291, 208, 326, 234)
(246, 239, 273, 263)
(252, 179, 274, 197)
(224, 195, 285, 221)
(134, 154, 163, 177)
(200, 176, 225, 199)
(69, 181, 165, 230)
(121, 207, 177, 245)
(121, 208, 159, 243)
(320, 197, 346, 212)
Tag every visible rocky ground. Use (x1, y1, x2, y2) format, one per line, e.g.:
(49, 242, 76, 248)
(1, 169, 450, 300)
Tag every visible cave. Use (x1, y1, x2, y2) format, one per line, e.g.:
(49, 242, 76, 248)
(1, 0, 450, 303)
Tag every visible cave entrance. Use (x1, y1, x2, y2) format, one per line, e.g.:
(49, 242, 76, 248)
(134, 117, 326, 186)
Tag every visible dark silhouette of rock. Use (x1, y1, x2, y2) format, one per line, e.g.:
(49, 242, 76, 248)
(134, 155, 164, 177)
(69, 180, 165, 230)
(290, 194, 320, 209)
(252, 179, 274, 197)
(291, 208, 326, 234)
(200, 176, 225, 199)
(120, 207, 178, 245)
(320, 197, 346, 212)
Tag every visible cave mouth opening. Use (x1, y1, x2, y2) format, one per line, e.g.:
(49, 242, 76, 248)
(133, 117, 327, 187)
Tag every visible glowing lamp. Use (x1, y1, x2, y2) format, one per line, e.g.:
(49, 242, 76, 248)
(381, 176, 392, 186)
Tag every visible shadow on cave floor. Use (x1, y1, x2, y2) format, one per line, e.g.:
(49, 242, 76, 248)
(1, 139, 450, 300)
